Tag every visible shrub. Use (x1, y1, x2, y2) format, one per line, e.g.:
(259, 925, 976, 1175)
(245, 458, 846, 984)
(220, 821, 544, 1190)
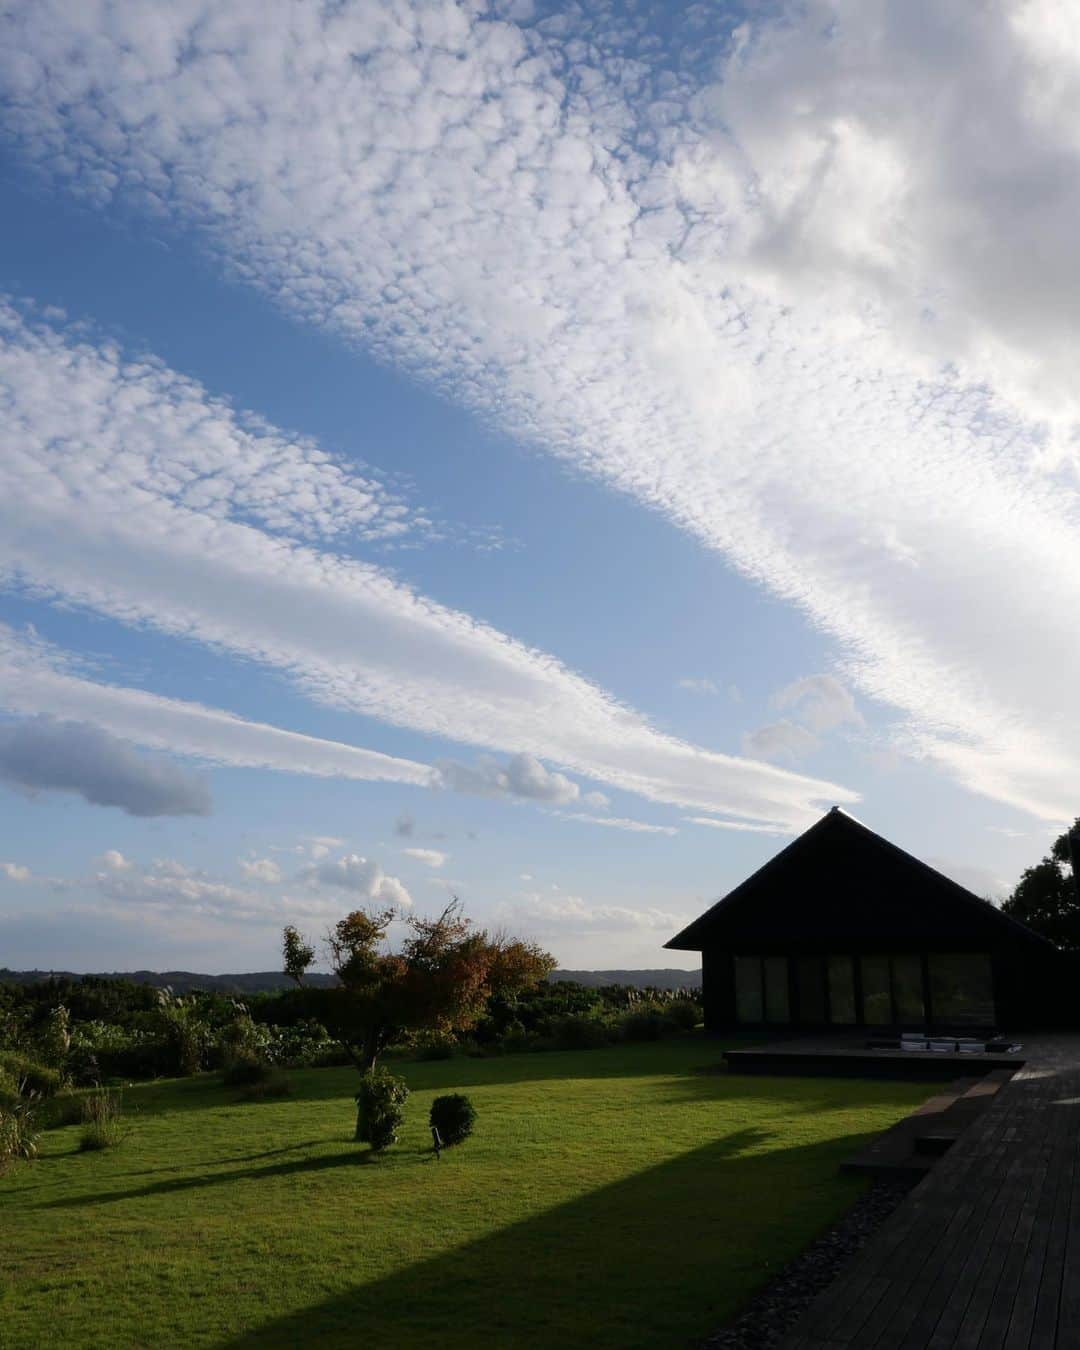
(222, 1053, 273, 1088)
(0, 1052, 61, 1098)
(0, 1096, 40, 1172)
(547, 1014, 610, 1051)
(663, 1000, 701, 1033)
(416, 1034, 457, 1061)
(430, 1093, 476, 1147)
(354, 1067, 409, 1151)
(238, 1069, 291, 1101)
(78, 1089, 126, 1152)
(46, 1092, 86, 1129)
(36, 1004, 72, 1068)
(618, 1008, 668, 1042)
(65, 1045, 102, 1088)
(0, 1066, 19, 1112)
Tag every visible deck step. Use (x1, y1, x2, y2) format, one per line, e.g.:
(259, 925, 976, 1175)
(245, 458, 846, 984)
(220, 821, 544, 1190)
(842, 1072, 1012, 1179)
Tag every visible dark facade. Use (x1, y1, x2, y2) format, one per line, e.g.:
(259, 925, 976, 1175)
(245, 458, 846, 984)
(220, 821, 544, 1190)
(666, 808, 1074, 1033)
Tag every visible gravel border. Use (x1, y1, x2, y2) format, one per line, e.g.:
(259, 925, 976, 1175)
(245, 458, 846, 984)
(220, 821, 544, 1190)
(700, 1177, 914, 1350)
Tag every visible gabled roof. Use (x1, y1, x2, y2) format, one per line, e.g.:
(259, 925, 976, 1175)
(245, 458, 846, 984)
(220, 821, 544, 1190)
(666, 807, 1053, 952)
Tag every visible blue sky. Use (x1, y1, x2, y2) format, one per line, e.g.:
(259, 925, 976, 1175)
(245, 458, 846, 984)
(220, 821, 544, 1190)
(0, 0, 1073, 972)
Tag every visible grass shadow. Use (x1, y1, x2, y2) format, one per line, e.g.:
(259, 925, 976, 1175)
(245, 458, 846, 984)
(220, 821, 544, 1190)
(38, 1147, 365, 1210)
(216, 1128, 872, 1350)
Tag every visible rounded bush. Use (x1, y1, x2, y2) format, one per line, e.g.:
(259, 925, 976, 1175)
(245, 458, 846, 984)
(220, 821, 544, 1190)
(429, 1093, 476, 1147)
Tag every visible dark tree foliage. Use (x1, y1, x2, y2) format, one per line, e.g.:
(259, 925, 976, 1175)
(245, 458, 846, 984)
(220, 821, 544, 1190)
(1002, 819, 1080, 950)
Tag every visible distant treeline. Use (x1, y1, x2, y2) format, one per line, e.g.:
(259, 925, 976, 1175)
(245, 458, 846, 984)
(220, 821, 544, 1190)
(1, 967, 703, 994)
(549, 969, 702, 991)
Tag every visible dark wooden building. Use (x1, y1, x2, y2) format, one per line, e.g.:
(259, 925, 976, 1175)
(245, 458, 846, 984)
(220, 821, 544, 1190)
(666, 807, 1072, 1033)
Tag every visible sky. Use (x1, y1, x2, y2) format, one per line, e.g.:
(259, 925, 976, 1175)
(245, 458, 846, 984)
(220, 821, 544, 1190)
(0, 0, 1075, 974)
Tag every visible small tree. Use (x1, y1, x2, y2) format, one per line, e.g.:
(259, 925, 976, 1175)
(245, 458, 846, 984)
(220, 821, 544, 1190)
(283, 900, 554, 1072)
(354, 1068, 409, 1150)
(1002, 819, 1080, 950)
(283, 926, 316, 986)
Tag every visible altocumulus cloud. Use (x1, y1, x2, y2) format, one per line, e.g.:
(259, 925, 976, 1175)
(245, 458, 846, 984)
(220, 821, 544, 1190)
(4, 3, 1080, 819)
(0, 307, 849, 831)
(0, 716, 211, 818)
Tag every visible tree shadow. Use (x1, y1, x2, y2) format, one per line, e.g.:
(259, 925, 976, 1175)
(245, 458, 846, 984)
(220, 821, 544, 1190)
(214, 1129, 873, 1350)
(118, 1039, 745, 1118)
(37, 1146, 366, 1210)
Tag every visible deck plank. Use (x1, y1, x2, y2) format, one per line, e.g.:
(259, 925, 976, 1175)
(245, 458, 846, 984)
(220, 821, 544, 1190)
(777, 1033, 1080, 1350)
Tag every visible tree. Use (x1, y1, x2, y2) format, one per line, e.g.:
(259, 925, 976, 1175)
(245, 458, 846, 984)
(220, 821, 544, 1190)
(282, 926, 316, 986)
(1002, 819, 1080, 950)
(282, 900, 555, 1071)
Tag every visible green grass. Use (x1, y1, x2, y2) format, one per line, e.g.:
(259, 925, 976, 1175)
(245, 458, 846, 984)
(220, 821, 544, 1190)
(0, 1040, 934, 1349)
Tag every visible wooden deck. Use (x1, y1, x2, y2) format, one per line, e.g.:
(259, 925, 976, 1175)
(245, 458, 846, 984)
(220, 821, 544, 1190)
(725, 1033, 1026, 1081)
(780, 1033, 1080, 1349)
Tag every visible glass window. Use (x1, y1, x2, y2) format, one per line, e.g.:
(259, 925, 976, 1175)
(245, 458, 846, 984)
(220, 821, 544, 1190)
(929, 953, 994, 1027)
(764, 956, 790, 1023)
(861, 955, 892, 1025)
(893, 955, 925, 1025)
(827, 956, 857, 1024)
(796, 957, 826, 1024)
(734, 956, 763, 1023)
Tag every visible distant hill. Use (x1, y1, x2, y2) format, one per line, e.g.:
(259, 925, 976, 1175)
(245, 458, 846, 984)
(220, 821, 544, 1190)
(549, 968, 701, 990)
(0, 966, 701, 994)
(0, 968, 339, 994)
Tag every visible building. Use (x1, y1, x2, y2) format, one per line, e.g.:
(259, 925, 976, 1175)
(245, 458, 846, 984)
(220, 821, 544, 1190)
(665, 807, 1072, 1033)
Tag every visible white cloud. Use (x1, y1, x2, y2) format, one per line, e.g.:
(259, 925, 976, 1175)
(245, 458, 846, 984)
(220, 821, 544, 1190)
(510, 891, 689, 934)
(239, 857, 283, 884)
(0, 623, 437, 790)
(551, 811, 678, 836)
(6, 3, 1079, 821)
(94, 861, 317, 925)
(742, 722, 820, 764)
(435, 753, 581, 806)
(302, 836, 344, 860)
(926, 857, 1011, 904)
(677, 678, 719, 695)
(301, 853, 413, 907)
(400, 847, 447, 869)
(774, 674, 863, 734)
(684, 816, 791, 836)
(0, 111, 859, 839)
(98, 849, 132, 872)
(150, 858, 194, 879)
(0, 714, 211, 817)
(1, 862, 31, 882)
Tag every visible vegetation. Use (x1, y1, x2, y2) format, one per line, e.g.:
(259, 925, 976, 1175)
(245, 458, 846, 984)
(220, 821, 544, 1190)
(1003, 818, 1080, 948)
(0, 1039, 935, 1348)
(0, 966, 703, 1100)
(77, 1088, 126, 1152)
(0, 1095, 39, 1174)
(354, 1067, 410, 1149)
(284, 900, 556, 1070)
(429, 1092, 476, 1147)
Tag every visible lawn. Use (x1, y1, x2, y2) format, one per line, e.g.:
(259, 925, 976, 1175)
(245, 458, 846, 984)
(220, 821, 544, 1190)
(0, 1040, 933, 1349)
